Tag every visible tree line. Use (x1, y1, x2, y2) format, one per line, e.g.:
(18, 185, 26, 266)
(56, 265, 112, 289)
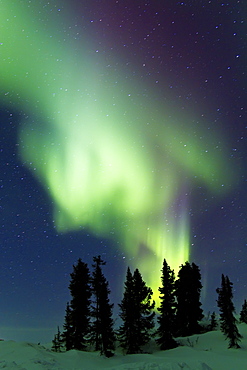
(52, 256, 247, 355)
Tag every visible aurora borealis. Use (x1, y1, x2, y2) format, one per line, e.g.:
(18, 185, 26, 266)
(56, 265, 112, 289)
(0, 0, 246, 341)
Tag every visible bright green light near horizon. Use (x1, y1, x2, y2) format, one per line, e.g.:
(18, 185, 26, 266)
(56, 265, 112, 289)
(1, 1, 237, 296)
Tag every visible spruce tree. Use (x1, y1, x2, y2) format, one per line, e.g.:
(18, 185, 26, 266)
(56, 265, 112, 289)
(239, 299, 247, 324)
(175, 262, 203, 336)
(66, 258, 92, 350)
(216, 274, 242, 348)
(156, 258, 177, 350)
(52, 326, 63, 352)
(209, 311, 218, 331)
(117, 267, 136, 353)
(91, 255, 116, 357)
(62, 302, 74, 351)
(118, 267, 155, 354)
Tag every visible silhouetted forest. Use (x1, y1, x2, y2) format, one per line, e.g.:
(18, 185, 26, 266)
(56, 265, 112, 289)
(52, 256, 246, 355)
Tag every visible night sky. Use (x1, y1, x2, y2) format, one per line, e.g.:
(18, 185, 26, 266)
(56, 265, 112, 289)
(0, 0, 246, 343)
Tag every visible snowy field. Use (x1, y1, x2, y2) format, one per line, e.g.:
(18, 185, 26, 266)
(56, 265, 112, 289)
(1, 324, 247, 369)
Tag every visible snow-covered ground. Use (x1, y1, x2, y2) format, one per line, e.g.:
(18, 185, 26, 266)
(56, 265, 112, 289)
(1, 324, 247, 369)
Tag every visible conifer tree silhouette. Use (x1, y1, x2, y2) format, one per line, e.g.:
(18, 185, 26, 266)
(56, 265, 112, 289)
(209, 311, 218, 331)
(91, 255, 116, 357)
(239, 299, 247, 324)
(65, 258, 92, 350)
(216, 274, 242, 348)
(118, 267, 155, 354)
(175, 262, 203, 336)
(62, 302, 74, 351)
(156, 258, 177, 349)
(52, 326, 63, 352)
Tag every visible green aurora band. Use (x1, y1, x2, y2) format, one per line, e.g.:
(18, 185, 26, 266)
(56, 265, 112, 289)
(1, 1, 237, 299)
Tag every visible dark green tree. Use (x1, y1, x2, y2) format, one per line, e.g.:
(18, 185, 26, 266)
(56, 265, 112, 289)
(175, 262, 203, 336)
(118, 267, 155, 354)
(117, 267, 135, 353)
(216, 274, 242, 348)
(209, 311, 218, 331)
(239, 299, 247, 324)
(52, 326, 63, 352)
(62, 302, 74, 351)
(66, 258, 92, 350)
(91, 256, 116, 357)
(156, 259, 177, 350)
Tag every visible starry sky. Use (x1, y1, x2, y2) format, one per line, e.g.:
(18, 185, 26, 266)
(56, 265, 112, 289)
(0, 0, 246, 343)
